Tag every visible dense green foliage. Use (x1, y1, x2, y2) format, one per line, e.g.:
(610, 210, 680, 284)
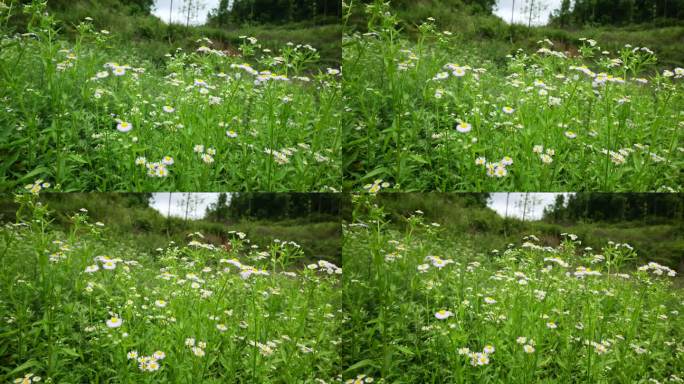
(4, 0, 341, 68)
(357, 0, 497, 14)
(342, 195, 683, 383)
(343, 2, 683, 192)
(48, 0, 155, 15)
(208, 0, 341, 26)
(0, 1, 341, 192)
(346, 1, 684, 69)
(550, 0, 684, 27)
(373, 193, 684, 270)
(0, 195, 341, 382)
(206, 192, 342, 221)
(543, 193, 684, 222)
(0, 193, 342, 263)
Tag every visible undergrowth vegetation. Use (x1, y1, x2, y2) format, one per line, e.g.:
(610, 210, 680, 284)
(342, 195, 683, 383)
(343, 1, 683, 192)
(0, 1, 341, 192)
(0, 194, 342, 382)
(0, 193, 342, 263)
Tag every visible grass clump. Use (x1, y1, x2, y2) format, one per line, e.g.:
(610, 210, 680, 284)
(0, 1, 341, 192)
(0, 193, 342, 382)
(343, 2, 683, 192)
(342, 195, 683, 383)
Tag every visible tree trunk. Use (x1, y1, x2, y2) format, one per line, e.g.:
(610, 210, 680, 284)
(504, 193, 510, 237)
(184, 193, 190, 222)
(511, 0, 516, 24)
(186, 0, 192, 28)
(166, 193, 172, 237)
(528, 0, 534, 29)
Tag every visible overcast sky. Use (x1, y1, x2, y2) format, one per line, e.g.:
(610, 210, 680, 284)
(149, 193, 222, 219)
(487, 193, 570, 220)
(152, 0, 220, 25)
(495, 0, 562, 25)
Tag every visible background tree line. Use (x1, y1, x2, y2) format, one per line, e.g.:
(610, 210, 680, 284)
(45, 0, 155, 15)
(207, 0, 341, 26)
(356, 0, 497, 15)
(550, 0, 684, 27)
(543, 193, 684, 223)
(205, 193, 342, 222)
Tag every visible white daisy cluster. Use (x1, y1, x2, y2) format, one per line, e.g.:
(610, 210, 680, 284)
(185, 338, 207, 357)
(662, 67, 684, 79)
(476, 156, 513, 178)
(55, 50, 77, 71)
(573, 266, 602, 278)
(220, 258, 269, 280)
(516, 336, 536, 353)
(24, 179, 50, 195)
(13, 373, 41, 383)
(638, 262, 677, 277)
(248, 340, 278, 356)
(85, 255, 122, 273)
(103, 62, 135, 77)
(344, 374, 375, 384)
(134, 156, 174, 178)
(458, 344, 495, 366)
(127, 350, 165, 372)
(536, 47, 567, 59)
(363, 178, 390, 193)
(307, 260, 342, 275)
(264, 148, 292, 165)
(424, 255, 454, 269)
(48, 240, 70, 263)
(533, 145, 556, 164)
(586, 339, 611, 355)
(188, 240, 217, 250)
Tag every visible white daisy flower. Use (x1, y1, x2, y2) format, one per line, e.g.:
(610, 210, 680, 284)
(116, 122, 133, 133)
(106, 316, 123, 328)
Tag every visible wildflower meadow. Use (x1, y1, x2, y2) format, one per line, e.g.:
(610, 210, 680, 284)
(342, 195, 683, 383)
(0, 1, 341, 192)
(0, 194, 342, 382)
(343, 1, 683, 192)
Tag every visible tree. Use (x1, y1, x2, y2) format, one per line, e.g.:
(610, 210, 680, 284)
(181, 0, 206, 27)
(210, 0, 340, 25)
(542, 194, 684, 223)
(511, 0, 516, 24)
(205, 193, 231, 221)
(549, 0, 684, 27)
(207, 0, 231, 27)
(522, 0, 549, 28)
(558, 0, 571, 26)
(120, 0, 155, 14)
(175, 193, 205, 221)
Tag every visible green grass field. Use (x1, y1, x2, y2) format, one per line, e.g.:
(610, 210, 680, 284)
(0, 2, 341, 192)
(343, 2, 683, 192)
(0, 194, 342, 382)
(0, 193, 342, 263)
(342, 195, 683, 383)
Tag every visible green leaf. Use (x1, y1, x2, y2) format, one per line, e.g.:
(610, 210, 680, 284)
(409, 154, 428, 164)
(395, 345, 415, 356)
(343, 359, 379, 373)
(6, 359, 42, 377)
(61, 348, 81, 358)
(363, 167, 390, 181)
